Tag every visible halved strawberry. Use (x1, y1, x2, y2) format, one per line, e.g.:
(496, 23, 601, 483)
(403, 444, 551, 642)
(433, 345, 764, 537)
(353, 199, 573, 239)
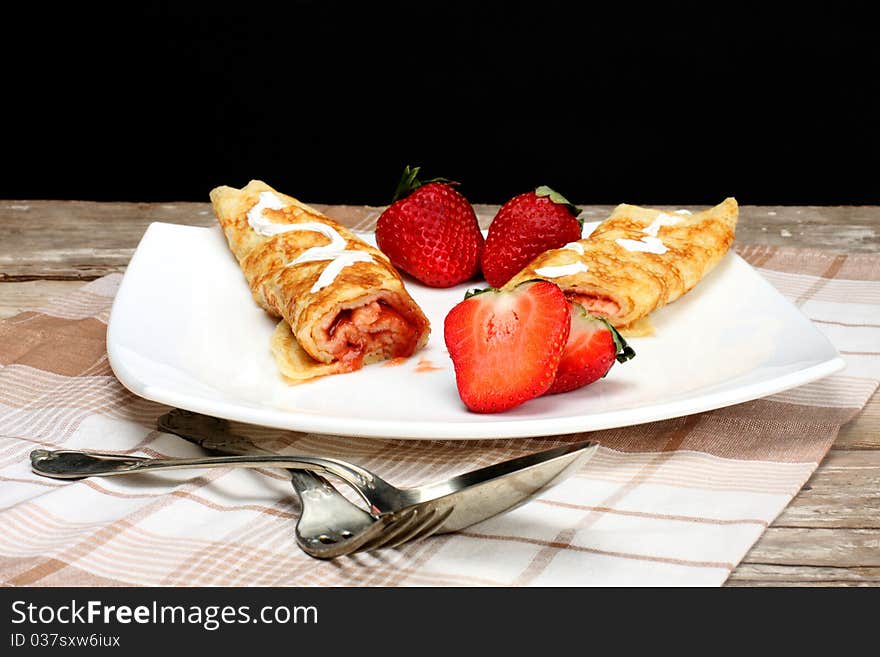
(443, 281, 570, 413)
(546, 303, 636, 395)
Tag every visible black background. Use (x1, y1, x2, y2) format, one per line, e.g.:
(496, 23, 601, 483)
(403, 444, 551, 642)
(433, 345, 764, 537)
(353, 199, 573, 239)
(3, 2, 877, 206)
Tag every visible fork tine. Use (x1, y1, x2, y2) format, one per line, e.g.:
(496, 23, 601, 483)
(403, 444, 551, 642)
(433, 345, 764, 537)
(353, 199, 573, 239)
(356, 508, 421, 552)
(399, 505, 454, 544)
(297, 503, 451, 559)
(383, 506, 456, 548)
(356, 505, 455, 553)
(380, 508, 439, 548)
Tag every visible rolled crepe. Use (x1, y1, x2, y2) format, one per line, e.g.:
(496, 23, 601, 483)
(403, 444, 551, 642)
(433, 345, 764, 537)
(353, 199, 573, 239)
(210, 180, 430, 382)
(504, 198, 738, 336)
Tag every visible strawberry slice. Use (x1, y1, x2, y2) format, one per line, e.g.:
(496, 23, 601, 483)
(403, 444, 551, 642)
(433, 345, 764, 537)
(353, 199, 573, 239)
(546, 303, 636, 395)
(443, 281, 570, 413)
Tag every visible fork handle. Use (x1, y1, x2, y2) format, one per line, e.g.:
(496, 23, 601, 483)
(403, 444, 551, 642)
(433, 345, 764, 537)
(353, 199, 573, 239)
(155, 409, 378, 516)
(30, 449, 385, 505)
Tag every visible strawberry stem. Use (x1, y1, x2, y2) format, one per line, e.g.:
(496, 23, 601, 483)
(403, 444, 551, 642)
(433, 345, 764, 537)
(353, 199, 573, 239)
(392, 165, 422, 202)
(464, 287, 496, 300)
(535, 185, 583, 226)
(392, 165, 457, 202)
(600, 318, 636, 363)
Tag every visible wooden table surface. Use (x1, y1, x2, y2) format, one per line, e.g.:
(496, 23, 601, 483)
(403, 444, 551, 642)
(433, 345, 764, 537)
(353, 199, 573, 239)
(1, 200, 877, 586)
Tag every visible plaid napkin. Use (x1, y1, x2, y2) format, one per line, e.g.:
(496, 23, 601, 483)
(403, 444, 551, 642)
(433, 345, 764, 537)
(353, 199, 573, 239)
(0, 246, 876, 587)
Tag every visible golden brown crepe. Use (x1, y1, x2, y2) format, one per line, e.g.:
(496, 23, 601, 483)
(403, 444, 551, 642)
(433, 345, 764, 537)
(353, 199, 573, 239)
(504, 198, 738, 336)
(210, 180, 430, 382)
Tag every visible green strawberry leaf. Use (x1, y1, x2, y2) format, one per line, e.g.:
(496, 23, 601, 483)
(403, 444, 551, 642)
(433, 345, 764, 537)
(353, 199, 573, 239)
(535, 185, 583, 227)
(392, 165, 457, 202)
(392, 165, 422, 202)
(464, 287, 496, 300)
(597, 317, 636, 363)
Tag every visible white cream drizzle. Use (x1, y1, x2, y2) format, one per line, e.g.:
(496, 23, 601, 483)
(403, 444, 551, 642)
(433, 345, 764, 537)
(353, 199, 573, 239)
(283, 222, 347, 260)
(246, 192, 290, 236)
(562, 241, 584, 255)
(534, 261, 588, 278)
(615, 211, 681, 255)
(310, 251, 374, 292)
(642, 212, 681, 236)
(614, 236, 668, 255)
(674, 209, 692, 215)
(246, 191, 374, 293)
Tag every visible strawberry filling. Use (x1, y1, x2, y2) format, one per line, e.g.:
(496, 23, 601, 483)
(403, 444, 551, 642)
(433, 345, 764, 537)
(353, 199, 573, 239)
(325, 300, 421, 368)
(566, 293, 621, 319)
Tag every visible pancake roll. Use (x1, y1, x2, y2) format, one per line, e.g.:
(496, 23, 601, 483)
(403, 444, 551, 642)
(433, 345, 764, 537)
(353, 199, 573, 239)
(504, 198, 738, 336)
(210, 180, 430, 382)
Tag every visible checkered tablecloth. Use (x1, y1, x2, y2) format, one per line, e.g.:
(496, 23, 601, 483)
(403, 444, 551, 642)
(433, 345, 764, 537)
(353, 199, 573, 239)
(0, 246, 876, 586)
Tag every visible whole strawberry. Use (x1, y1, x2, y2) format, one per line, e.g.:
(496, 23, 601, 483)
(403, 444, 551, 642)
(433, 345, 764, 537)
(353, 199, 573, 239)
(376, 165, 484, 287)
(481, 186, 583, 288)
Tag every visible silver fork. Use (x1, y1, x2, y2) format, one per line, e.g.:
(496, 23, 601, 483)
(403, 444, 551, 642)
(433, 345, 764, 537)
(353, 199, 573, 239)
(154, 411, 446, 558)
(281, 472, 434, 558)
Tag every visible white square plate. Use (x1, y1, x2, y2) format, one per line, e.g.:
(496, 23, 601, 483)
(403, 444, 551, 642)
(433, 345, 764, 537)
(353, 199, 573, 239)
(107, 222, 845, 440)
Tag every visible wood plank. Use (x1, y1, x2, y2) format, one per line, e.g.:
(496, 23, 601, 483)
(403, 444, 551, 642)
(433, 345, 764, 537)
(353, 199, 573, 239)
(774, 450, 880, 529)
(0, 201, 211, 280)
(739, 527, 880, 568)
(835, 402, 880, 449)
(0, 280, 86, 319)
(1, 201, 878, 279)
(726, 563, 880, 586)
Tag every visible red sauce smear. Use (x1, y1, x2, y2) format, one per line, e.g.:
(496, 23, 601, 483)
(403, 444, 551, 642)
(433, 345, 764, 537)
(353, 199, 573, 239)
(414, 357, 444, 373)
